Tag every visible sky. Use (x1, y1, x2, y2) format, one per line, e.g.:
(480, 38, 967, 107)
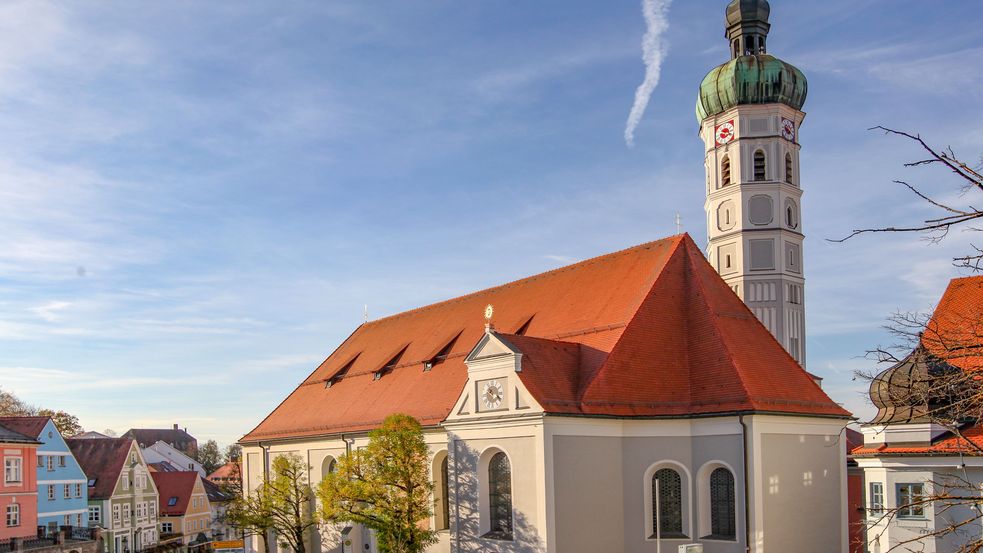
(0, 0, 981, 447)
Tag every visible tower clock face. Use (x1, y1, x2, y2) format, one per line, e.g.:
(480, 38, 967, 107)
(781, 118, 795, 141)
(481, 380, 504, 410)
(714, 120, 735, 146)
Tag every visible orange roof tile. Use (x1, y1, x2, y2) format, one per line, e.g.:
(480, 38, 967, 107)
(852, 425, 983, 457)
(242, 235, 848, 443)
(922, 275, 983, 371)
(152, 471, 202, 517)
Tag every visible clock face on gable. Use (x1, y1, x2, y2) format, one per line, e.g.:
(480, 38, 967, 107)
(481, 379, 505, 410)
(714, 120, 735, 146)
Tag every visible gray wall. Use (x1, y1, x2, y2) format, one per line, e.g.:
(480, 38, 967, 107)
(552, 434, 746, 553)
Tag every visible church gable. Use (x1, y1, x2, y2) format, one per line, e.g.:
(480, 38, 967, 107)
(448, 331, 544, 419)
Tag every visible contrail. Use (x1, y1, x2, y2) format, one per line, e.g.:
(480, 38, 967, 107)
(624, 0, 672, 147)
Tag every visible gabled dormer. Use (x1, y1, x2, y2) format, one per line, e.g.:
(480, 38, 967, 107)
(447, 330, 542, 420)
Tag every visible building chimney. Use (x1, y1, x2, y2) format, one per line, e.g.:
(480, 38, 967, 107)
(173, 424, 179, 430)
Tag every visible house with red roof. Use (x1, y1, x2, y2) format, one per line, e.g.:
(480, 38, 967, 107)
(853, 275, 983, 553)
(151, 472, 212, 549)
(0, 422, 39, 540)
(67, 438, 160, 553)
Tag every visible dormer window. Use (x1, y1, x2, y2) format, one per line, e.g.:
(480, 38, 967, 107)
(513, 315, 534, 336)
(325, 353, 360, 388)
(374, 345, 409, 380)
(167, 497, 178, 507)
(424, 332, 463, 371)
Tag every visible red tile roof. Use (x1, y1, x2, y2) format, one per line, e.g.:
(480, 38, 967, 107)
(922, 275, 983, 371)
(0, 416, 49, 440)
(242, 235, 849, 443)
(852, 425, 983, 457)
(207, 462, 240, 482)
(66, 437, 135, 500)
(152, 471, 202, 517)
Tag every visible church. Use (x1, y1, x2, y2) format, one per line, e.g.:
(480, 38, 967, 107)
(240, 1, 852, 552)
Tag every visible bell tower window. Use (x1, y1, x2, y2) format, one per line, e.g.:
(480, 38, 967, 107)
(785, 153, 793, 183)
(753, 150, 766, 181)
(721, 156, 731, 186)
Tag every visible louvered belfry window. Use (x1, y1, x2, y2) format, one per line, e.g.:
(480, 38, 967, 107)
(721, 156, 731, 186)
(653, 468, 684, 537)
(488, 452, 513, 539)
(710, 468, 736, 539)
(785, 152, 793, 183)
(754, 150, 766, 181)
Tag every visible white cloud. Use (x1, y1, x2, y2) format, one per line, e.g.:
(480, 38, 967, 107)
(624, 0, 672, 147)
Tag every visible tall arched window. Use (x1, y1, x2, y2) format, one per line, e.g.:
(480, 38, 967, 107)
(709, 468, 736, 540)
(433, 453, 450, 531)
(321, 457, 336, 479)
(785, 153, 793, 183)
(753, 150, 766, 181)
(487, 452, 512, 539)
(653, 469, 684, 538)
(721, 156, 731, 186)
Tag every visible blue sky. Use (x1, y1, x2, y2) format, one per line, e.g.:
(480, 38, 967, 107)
(0, 0, 981, 447)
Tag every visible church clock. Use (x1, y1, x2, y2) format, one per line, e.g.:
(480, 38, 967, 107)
(481, 380, 504, 410)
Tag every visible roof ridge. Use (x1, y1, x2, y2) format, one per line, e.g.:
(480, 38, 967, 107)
(578, 235, 689, 401)
(363, 236, 686, 327)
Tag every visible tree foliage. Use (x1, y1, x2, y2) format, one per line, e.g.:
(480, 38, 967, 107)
(226, 454, 318, 553)
(0, 388, 83, 436)
(195, 439, 223, 474)
(225, 443, 243, 463)
(37, 409, 84, 437)
(833, 127, 983, 271)
(317, 413, 437, 553)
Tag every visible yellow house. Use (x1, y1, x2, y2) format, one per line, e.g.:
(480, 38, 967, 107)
(151, 471, 211, 549)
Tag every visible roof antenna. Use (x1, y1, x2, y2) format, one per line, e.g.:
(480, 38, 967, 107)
(363, 304, 368, 323)
(675, 212, 682, 235)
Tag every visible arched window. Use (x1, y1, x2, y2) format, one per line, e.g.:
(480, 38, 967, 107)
(753, 150, 766, 181)
(433, 453, 450, 531)
(321, 457, 336, 479)
(709, 468, 736, 540)
(487, 452, 512, 539)
(721, 156, 731, 186)
(785, 153, 793, 183)
(653, 469, 684, 538)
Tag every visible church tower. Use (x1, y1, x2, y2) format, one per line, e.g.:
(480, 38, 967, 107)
(696, 0, 809, 365)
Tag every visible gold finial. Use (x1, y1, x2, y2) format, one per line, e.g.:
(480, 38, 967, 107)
(484, 304, 494, 331)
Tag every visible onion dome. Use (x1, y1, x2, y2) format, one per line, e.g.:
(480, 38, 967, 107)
(695, 0, 807, 122)
(695, 55, 808, 122)
(868, 346, 960, 425)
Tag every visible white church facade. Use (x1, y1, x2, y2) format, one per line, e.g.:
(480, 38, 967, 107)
(240, 2, 852, 553)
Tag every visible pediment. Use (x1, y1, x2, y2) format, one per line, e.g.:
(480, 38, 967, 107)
(465, 331, 519, 363)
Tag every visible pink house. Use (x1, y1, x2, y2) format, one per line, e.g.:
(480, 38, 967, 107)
(0, 422, 39, 540)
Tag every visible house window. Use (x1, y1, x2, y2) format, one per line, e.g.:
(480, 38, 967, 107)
(64, 515, 71, 526)
(652, 468, 685, 538)
(709, 468, 736, 540)
(122, 474, 129, 490)
(4, 457, 22, 483)
(37, 455, 43, 467)
(162, 522, 173, 534)
(64, 484, 71, 499)
(6, 504, 19, 527)
(47, 456, 55, 472)
(785, 152, 793, 183)
(486, 452, 513, 540)
(721, 156, 731, 186)
(113, 504, 121, 523)
(150, 504, 156, 518)
(168, 497, 178, 507)
(48, 485, 56, 501)
(88, 506, 101, 523)
(123, 504, 131, 523)
(897, 483, 925, 519)
(753, 150, 766, 181)
(59, 456, 66, 467)
(75, 483, 83, 497)
(76, 513, 82, 526)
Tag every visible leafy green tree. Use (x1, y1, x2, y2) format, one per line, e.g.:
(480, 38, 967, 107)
(318, 414, 437, 553)
(195, 439, 223, 474)
(224, 443, 243, 463)
(37, 409, 83, 437)
(266, 454, 319, 553)
(224, 488, 275, 553)
(0, 387, 33, 416)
